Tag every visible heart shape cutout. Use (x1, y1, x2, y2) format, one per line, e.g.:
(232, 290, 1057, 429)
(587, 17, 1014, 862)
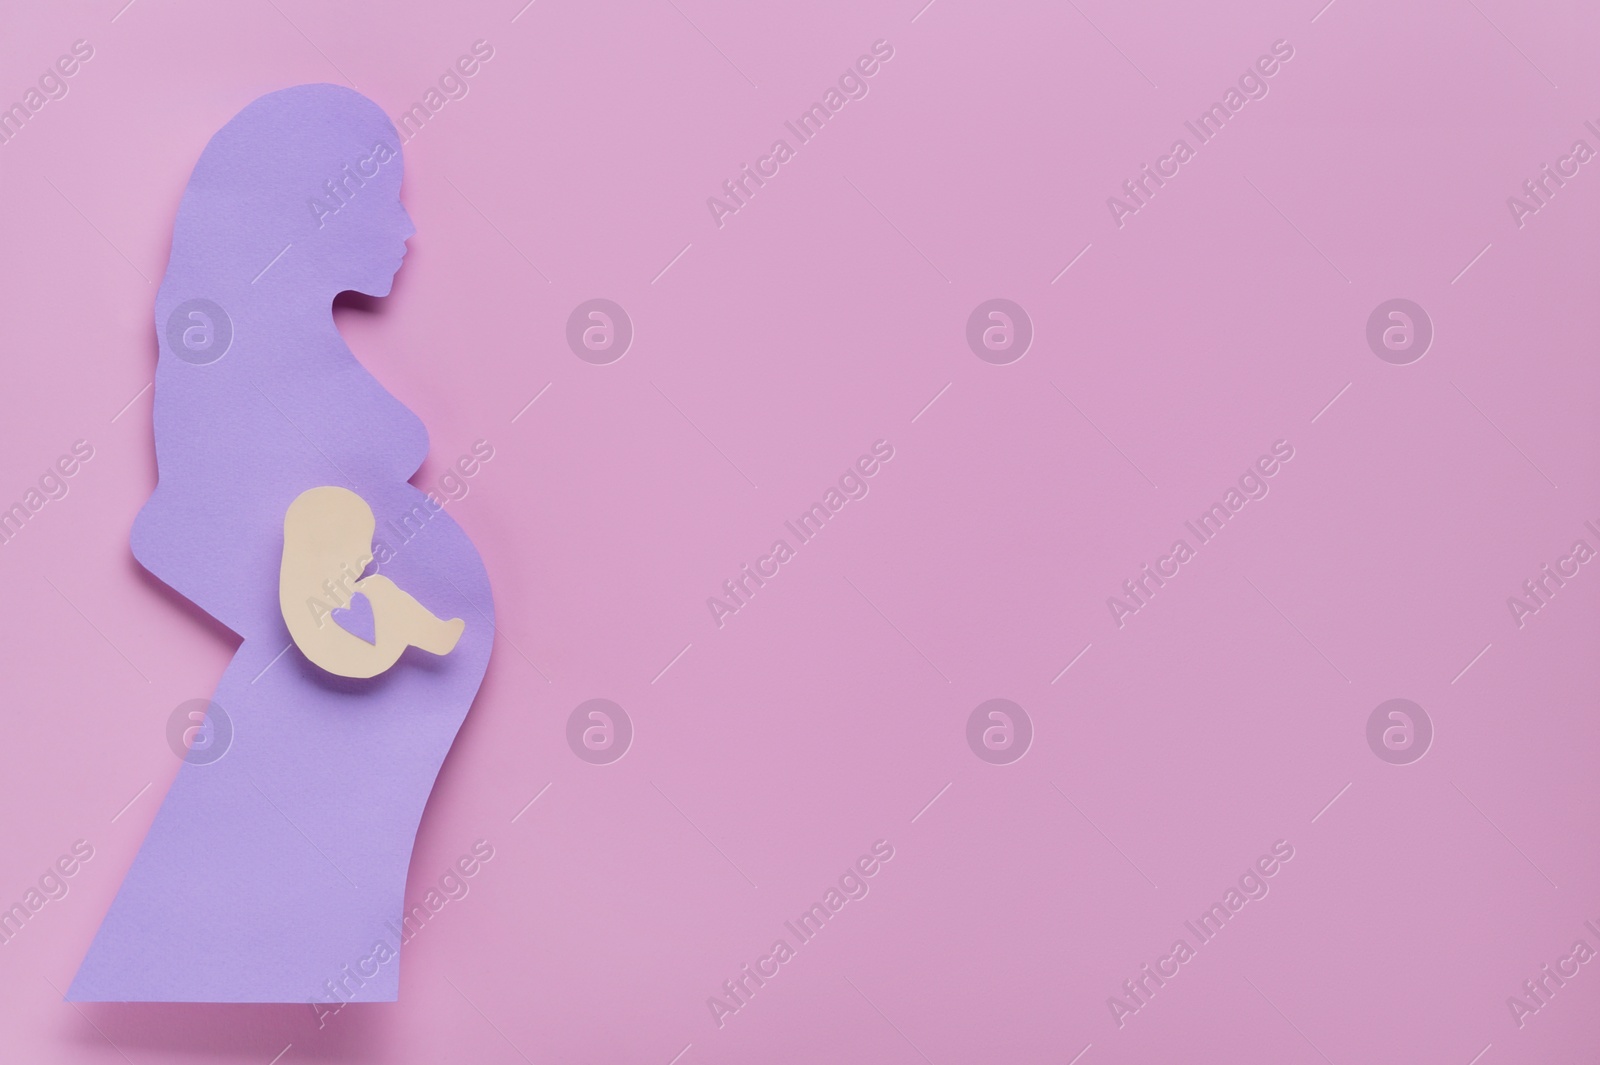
(330, 592, 377, 645)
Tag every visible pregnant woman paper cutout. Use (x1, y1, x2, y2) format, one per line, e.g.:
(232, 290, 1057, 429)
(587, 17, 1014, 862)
(68, 85, 494, 1003)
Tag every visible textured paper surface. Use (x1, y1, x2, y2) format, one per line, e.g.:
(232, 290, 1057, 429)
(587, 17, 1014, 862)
(0, 0, 1597, 1061)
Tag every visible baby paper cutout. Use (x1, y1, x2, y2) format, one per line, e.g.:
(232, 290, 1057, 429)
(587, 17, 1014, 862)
(281, 486, 465, 678)
(68, 85, 494, 1003)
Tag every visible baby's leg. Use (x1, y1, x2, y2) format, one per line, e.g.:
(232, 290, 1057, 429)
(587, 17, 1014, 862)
(357, 575, 465, 656)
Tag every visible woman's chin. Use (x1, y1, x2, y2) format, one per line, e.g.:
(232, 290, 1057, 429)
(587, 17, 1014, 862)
(347, 277, 394, 299)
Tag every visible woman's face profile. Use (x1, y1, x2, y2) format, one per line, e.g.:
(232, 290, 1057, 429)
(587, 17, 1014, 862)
(165, 85, 416, 303)
(340, 191, 415, 298)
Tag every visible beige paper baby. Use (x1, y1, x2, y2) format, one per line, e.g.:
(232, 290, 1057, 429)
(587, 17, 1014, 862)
(279, 486, 465, 678)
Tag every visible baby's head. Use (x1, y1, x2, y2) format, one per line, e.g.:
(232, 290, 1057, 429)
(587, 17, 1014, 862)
(283, 486, 375, 566)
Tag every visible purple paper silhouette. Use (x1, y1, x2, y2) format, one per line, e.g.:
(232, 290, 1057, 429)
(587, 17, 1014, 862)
(68, 85, 494, 1003)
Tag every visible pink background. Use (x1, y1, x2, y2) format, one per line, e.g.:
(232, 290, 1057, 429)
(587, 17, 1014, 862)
(2, 0, 1598, 1061)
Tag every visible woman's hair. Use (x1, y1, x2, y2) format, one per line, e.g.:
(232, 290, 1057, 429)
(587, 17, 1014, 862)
(157, 84, 404, 323)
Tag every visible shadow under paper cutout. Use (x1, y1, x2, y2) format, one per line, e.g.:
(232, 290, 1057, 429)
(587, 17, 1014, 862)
(68, 84, 494, 1004)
